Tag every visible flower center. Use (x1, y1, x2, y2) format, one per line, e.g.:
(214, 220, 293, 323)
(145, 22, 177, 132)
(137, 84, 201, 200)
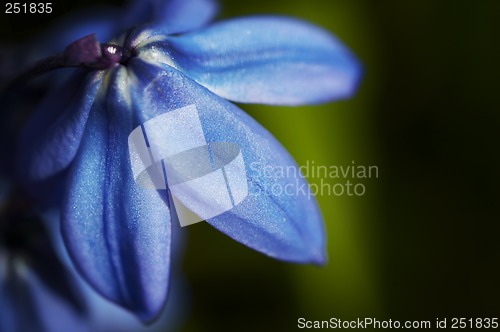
(6, 34, 133, 91)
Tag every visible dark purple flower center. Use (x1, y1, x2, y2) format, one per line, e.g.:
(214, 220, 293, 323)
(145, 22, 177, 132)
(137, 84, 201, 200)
(63, 34, 131, 69)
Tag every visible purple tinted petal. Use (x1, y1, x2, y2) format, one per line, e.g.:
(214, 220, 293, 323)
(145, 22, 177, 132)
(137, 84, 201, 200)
(63, 35, 128, 69)
(128, 58, 325, 264)
(161, 16, 361, 105)
(62, 66, 171, 322)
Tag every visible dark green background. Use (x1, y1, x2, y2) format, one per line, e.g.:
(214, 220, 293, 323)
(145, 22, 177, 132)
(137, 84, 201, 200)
(2, 0, 499, 331)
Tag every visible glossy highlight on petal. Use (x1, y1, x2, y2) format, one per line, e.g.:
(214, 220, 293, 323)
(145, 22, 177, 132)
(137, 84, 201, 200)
(62, 66, 171, 322)
(163, 16, 361, 105)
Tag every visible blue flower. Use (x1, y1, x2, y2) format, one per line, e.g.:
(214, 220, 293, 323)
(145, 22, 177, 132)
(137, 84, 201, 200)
(16, 0, 361, 323)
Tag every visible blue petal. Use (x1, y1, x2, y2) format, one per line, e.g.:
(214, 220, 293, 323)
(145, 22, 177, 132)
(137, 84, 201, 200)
(0, 252, 87, 332)
(17, 71, 103, 182)
(61, 66, 171, 322)
(121, 0, 218, 35)
(161, 16, 361, 105)
(129, 58, 325, 264)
